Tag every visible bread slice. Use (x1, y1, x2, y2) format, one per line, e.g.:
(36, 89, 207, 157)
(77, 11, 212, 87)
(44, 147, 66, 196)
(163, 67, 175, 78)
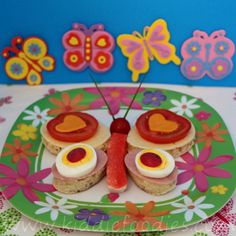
(127, 123, 195, 158)
(52, 149, 107, 194)
(125, 150, 178, 195)
(129, 171, 177, 195)
(40, 122, 110, 155)
(53, 167, 106, 194)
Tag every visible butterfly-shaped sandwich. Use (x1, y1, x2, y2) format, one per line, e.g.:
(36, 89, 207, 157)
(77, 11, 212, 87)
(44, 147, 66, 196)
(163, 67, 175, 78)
(181, 30, 235, 80)
(117, 19, 181, 82)
(2, 36, 55, 85)
(62, 23, 115, 73)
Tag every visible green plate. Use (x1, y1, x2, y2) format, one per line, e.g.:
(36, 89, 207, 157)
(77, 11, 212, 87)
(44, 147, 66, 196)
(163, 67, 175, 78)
(0, 86, 235, 233)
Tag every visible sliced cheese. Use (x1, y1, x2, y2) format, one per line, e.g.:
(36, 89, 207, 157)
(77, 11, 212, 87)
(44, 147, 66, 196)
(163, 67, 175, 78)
(40, 122, 110, 149)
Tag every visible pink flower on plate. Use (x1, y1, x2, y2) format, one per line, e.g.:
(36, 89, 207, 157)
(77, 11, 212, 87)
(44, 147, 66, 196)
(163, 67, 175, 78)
(194, 110, 211, 121)
(176, 147, 233, 192)
(84, 87, 144, 115)
(0, 158, 55, 202)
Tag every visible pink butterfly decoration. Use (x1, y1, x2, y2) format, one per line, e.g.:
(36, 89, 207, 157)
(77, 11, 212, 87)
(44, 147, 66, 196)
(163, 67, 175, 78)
(181, 30, 235, 80)
(62, 23, 115, 73)
(203, 199, 236, 236)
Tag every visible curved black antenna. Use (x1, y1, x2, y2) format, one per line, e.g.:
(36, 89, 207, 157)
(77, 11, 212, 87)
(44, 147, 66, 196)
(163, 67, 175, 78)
(123, 76, 146, 119)
(88, 72, 115, 120)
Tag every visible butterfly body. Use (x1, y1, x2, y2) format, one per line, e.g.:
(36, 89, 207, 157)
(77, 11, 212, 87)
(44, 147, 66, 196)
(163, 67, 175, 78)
(2, 36, 55, 85)
(117, 19, 181, 82)
(181, 30, 235, 80)
(62, 23, 115, 73)
(18, 52, 42, 72)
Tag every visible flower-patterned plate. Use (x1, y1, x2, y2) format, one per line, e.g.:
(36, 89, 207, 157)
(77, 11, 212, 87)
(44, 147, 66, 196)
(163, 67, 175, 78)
(0, 86, 236, 233)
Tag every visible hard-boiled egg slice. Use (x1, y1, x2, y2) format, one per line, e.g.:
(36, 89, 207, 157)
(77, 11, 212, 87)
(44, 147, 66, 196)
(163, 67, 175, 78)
(56, 143, 97, 178)
(135, 149, 175, 178)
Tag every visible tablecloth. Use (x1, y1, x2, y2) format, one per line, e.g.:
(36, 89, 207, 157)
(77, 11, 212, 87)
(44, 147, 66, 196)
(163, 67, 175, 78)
(0, 83, 236, 236)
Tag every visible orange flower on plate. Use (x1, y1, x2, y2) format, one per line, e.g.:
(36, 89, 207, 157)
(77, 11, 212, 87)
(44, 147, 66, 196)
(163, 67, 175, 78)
(2, 138, 38, 163)
(196, 122, 228, 147)
(111, 201, 169, 231)
(48, 92, 89, 116)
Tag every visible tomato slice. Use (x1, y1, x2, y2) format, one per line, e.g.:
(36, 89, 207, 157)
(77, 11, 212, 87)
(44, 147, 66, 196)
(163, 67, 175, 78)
(136, 109, 191, 144)
(47, 112, 98, 142)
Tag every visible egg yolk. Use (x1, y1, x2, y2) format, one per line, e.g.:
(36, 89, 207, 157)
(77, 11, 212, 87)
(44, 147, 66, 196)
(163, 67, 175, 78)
(135, 148, 175, 179)
(137, 149, 167, 170)
(62, 144, 94, 166)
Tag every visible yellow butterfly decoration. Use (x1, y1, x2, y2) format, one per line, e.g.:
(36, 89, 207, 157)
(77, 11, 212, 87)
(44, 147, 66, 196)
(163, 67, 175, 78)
(117, 19, 181, 82)
(2, 36, 55, 85)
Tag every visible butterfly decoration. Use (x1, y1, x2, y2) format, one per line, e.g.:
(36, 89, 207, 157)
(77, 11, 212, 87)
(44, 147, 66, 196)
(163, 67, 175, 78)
(62, 23, 115, 73)
(181, 30, 235, 80)
(2, 36, 55, 85)
(203, 199, 236, 236)
(117, 19, 181, 82)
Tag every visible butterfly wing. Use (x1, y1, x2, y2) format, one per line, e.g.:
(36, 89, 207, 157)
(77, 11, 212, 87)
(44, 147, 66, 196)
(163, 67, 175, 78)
(117, 34, 149, 82)
(5, 57, 29, 80)
(181, 32, 206, 60)
(225, 213, 236, 226)
(26, 69, 42, 85)
(208, 57, 232, 80)
(181, 57, 205, 80)
(22, 37, 55, 76)
(180, 31, 208, 80)
(206, 30, 235, 80)
(23, 37, 47, 60)
(62, 29, 87, 71)
(89, 31, 115, 72)
(210, 30, 235, 59)
(92, 31, 115, 51)
(38, 56, 55, 71)
(146, 19, 180, 65)
(212, 219, 229, 236)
